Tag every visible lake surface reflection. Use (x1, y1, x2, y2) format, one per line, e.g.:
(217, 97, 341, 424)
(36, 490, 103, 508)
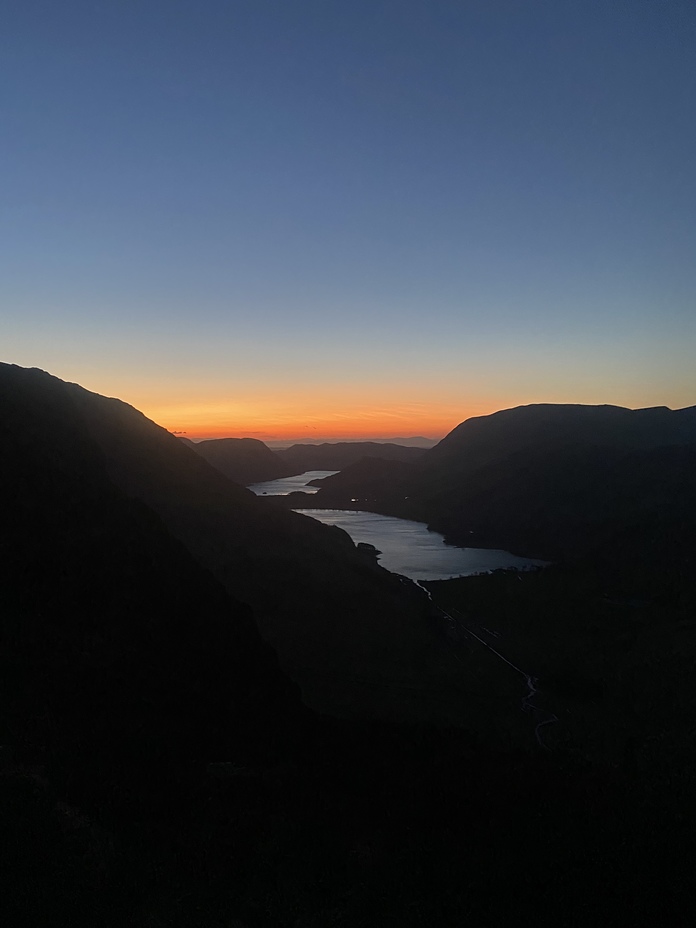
(295, 509, 547, 581)
(248, 470, 339, 496)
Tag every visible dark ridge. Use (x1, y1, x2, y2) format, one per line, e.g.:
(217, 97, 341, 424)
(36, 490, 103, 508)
(0, 365, 304, 818)
(306, 456, 417, 501)
(276, 440, 427, 473)
(310, 401, 696, 566)
(426, 402, 696, 470)
(189, 435, 296, 485)
(0, 364, 444, 724)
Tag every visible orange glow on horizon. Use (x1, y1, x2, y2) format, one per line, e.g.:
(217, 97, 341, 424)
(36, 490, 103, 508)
(136, 396, 491, 443)
(179, 422, 452, 442)
(153, 412, 463, 443)
(98, 375, 523, 445)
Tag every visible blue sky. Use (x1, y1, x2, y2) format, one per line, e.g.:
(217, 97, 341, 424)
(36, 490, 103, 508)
(2, 0, 695, 438)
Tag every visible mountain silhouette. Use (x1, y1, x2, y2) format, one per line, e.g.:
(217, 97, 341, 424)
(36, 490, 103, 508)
(0, 364, 304, 820)
(426, 402, 696, 469)
(311, 402, 696, 565)
(307, 456, 415, 496)
(276, 440, 426, 473)
(0, 364, 440, 723)
(181, 438, 426, 487)
(185, 435, 294, 485)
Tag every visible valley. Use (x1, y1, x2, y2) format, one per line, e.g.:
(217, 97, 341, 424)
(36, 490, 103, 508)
(2, 363, 695, 927)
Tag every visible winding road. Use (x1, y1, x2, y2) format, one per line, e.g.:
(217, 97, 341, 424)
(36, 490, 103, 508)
(410, 578, 559, 748)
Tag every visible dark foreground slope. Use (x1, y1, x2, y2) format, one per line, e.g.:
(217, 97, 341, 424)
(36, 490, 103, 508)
(0, 364, 446, 723)
(188, 436, 295, 485)
(0, 370, 303, 782)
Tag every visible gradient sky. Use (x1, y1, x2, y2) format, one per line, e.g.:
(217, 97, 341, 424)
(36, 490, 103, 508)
(2, 0, 695, 439)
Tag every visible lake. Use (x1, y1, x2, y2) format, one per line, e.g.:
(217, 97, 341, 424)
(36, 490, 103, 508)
(295, 508, 546, 581)
(249, 471, 545, 581)
(247, 470, 339, 496)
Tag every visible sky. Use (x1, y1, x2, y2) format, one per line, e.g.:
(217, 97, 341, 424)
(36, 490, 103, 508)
(2, 0, 695, 440)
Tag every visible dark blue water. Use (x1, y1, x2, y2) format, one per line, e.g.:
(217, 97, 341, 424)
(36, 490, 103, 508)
(248, 470, 338, 496)
(250, 472, 546, 581)
(296, 509, 546, 581)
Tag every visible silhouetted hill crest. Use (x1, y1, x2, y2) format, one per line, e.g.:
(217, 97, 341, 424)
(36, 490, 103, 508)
(427, 402, 696, 472)
(276, 440, 426, 473)
(188, 436, 294, 485)
(1, 363, 436, 723)
(310, 401, 696, 562)
(0, 362, 306, 817)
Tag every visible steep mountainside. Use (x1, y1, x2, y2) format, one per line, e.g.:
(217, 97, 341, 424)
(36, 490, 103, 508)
(0, 370, 303, 814)
(186, 436, 293, 485)
(425, 402, 696, 472)
(0, 364, 441, 722)
(418, 403, 696, 557)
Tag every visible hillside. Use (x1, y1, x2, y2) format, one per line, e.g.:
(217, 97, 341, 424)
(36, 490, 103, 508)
(310, 402, 696, 565)
(276, 440, 426, 473)
(306, 456, 416, 498)
(0, 366, 305, 815)
(419, 403, 696, 559)
(0, 364, 450, 723)
(186, 435, 294, 485)
(429, 402, 696, 463)
(182, 438, 428, 488)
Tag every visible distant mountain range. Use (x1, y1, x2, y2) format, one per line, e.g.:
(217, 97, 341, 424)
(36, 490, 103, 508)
(180, 435, 427, 485)
(275, 440, 427, 473)
(266, 435, 439, 449)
